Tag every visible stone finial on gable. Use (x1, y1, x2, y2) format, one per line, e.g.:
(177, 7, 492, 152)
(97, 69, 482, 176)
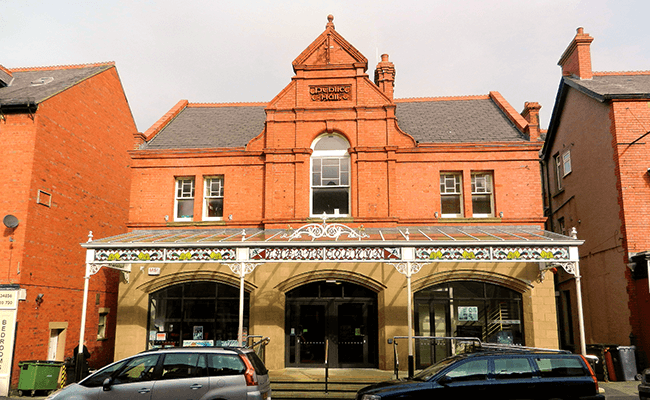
(326, 14, 335, 30)
(558, 27, 594, 80)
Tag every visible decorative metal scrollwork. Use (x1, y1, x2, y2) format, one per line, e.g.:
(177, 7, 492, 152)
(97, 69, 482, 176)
(281, 214, 368, 240)
(226, 262, 261, 276)
(389, 262, 427, 277)
(538, 261, 578, 282)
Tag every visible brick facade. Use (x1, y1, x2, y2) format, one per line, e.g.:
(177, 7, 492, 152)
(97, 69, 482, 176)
(543, 28, 650, 369)
(0, 63, 136, 388)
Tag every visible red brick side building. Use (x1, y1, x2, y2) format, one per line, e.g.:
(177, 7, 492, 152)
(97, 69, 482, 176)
(85, 16, 582, 373)
(542, 28, 650, 373)
(0, 62, 137, 389)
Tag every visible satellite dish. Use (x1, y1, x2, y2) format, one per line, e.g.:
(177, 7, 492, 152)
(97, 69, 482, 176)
(3, 215, 19, 229)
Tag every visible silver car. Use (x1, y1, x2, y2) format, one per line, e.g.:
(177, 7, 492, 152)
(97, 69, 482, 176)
(46, 347, 271, 400)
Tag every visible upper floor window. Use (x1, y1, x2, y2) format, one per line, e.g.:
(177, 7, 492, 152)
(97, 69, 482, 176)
(311, 134, 350, 216)
(440, 173, 463, 218)
(471, 172, 494, 217)
(175, 177, 195, 221)
(203, 176, 224, 220)
(562, 150, 572, 176)
(553, 153, 563, 191)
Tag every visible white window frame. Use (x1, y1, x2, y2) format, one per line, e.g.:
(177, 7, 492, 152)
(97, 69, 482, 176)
(554, 153, 563, 191)
(440, 173, 463, 218)
(97, 308, 109, 340)
(562, 150, 572, 176)
(202, 176, 225, 221)
(174, 177, 195, 221)
(310, 134, 351, 217)
(471, 172, 494, 218)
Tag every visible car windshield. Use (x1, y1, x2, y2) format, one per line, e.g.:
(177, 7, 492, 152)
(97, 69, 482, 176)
(412, 357, 458, 381)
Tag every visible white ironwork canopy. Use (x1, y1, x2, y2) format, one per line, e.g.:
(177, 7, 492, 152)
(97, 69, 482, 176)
(78, 222, 588, 362)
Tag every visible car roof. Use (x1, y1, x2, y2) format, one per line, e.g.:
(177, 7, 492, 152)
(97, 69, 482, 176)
(139, 346, 249, 355)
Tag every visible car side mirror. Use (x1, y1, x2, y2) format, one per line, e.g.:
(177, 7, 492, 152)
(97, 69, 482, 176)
(102, 377, 113, 391)
(438, 375, 452, 385)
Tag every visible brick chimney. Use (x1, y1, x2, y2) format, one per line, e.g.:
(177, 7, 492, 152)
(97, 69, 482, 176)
(374, 54, 395, 100)
(521, 102, 541, 141)
(558, 27, 594, 79)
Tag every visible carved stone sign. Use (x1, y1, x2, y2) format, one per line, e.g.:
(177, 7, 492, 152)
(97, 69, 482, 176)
(310, 85, 352, 101)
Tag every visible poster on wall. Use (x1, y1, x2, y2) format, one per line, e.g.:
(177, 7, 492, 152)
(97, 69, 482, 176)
(193, 326, 203, 340)
(458, 306, 479, 322)
(0, 290, 18, 397)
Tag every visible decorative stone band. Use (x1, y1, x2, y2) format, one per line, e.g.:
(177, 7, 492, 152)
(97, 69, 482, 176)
(416, 246, 571, 262)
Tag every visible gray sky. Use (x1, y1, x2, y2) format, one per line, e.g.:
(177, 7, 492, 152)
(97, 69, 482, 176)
(2, 0, 649, 132)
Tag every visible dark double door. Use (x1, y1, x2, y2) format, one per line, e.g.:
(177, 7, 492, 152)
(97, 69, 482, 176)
(285, 282, 377, 368)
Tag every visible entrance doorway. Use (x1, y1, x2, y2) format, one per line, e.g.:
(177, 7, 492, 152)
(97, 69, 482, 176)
(285, 281, 377, 368)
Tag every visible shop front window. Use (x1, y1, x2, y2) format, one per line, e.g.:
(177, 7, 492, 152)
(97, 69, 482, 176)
(148, 282, 249, 349)
(414, 281, 523, 368)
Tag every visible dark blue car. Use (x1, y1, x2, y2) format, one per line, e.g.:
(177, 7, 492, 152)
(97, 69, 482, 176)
(357, 350, 604, 400)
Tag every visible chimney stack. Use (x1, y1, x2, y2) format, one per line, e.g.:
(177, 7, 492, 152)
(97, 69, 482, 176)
(558, 27, 594, 80)
(374, 54, 396, 100)
(521, 102, 541, 141)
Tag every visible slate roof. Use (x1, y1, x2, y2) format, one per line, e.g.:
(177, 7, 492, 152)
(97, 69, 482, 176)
(145, 106, 267, 149)
(143, 96, 526, 150)
(564, 74, 650, 101)
(395, 98, 525, 143)
(0, 64, 114, 107)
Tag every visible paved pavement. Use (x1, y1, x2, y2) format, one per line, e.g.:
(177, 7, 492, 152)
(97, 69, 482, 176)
(0, 379, 641, 399)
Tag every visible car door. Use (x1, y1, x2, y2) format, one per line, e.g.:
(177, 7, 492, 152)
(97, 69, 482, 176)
(435, 358, 494, 400)
(152, 352, 210, 400)
(491, 356, 538, 399)
(99, 354, 160, 400)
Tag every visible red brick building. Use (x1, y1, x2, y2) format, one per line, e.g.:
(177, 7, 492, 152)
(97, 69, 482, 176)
(542, 28, 650, 373)
(0, 62, 136, 390)
(85, 16, 583, 372)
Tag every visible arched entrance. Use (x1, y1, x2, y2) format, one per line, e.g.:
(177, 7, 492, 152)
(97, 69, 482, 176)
(147, 281, 249, 348)
(414, 281, 524, 368)
(285, 281, 378, 368)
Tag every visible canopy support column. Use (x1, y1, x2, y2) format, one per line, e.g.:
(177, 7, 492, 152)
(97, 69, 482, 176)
(226, 248, 259, 347)
(390, 249, 427, 379)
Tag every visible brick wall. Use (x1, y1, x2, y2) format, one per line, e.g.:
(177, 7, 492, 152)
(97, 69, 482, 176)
(2, 66, 136, 387)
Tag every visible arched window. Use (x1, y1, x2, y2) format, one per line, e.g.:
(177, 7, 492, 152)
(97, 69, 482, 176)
(147, 281, 249, 348)
(311, 134, 350, 216)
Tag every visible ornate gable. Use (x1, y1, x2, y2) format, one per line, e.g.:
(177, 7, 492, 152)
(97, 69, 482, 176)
(292, 15, 368, 72)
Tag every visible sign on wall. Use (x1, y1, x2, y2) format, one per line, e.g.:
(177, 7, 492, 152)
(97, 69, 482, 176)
(0, 290, 18, 397)
(309, 85, 352, 102)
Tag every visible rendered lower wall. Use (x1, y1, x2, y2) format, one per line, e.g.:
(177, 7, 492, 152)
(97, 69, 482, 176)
(114, 261, 559, 369)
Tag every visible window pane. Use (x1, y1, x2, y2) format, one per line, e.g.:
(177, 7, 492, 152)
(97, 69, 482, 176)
(177, 199, 193, 218)
(494, 358, 533, 379)
(445, 359, 488, 381)
(472, 194, 492, 215)
(313, 187, 349, 214)
(207, 354, 245, 376)
(534, 357, 585, 377)
(206, 198, 223, 217)
(161, 353, 204, 380)
(441, 195, 461, 214)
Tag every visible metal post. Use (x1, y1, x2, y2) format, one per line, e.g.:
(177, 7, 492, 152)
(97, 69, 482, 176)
(238, 263, 245, 347)
(76, 263, 90, 381)
(406, 262, 414, 378)
(574, 261, 587, 356)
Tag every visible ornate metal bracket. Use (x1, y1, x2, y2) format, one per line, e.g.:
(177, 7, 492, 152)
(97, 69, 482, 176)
(389, 262, 428, 277)
(538, 261, 578, 282)
(226, 262, 262, 277)
(281, 214, 368, 241)
(87, 263, 132, 283)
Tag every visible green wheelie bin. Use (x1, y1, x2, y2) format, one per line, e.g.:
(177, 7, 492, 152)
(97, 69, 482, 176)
(17, 360, 63, 396)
